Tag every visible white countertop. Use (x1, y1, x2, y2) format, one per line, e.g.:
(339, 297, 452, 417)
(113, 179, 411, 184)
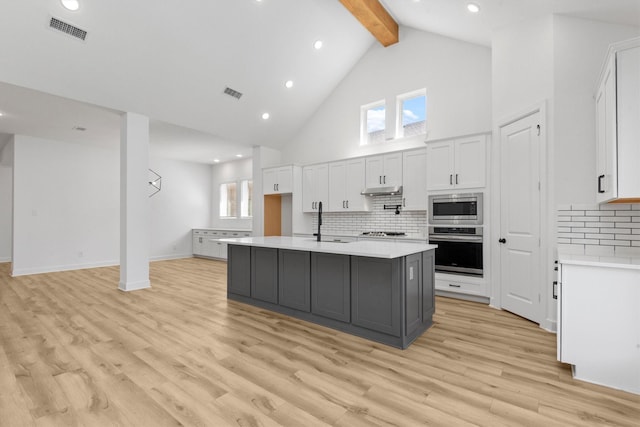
(221, 236, 437, 259)
(558, 251, 640, 271)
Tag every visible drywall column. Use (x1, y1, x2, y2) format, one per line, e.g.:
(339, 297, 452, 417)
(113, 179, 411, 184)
(119, 112, 150, 291)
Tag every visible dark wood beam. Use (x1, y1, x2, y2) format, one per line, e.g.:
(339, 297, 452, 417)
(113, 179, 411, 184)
(339, 0, 399, 47)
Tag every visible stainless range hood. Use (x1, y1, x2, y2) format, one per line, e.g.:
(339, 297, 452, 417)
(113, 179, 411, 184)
(360, 185, 403, 196)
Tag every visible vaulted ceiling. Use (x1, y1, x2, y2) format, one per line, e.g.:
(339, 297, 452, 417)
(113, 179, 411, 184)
(0, 0, 638, 164)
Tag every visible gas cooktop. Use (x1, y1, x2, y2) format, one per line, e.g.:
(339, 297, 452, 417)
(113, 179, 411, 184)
(361, 231, 407, 237)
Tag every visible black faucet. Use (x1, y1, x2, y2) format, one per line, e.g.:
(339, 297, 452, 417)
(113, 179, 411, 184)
(313, 201, 323, 242)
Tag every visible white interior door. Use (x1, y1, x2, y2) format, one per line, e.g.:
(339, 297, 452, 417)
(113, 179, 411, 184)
(499, 111, 541, 323)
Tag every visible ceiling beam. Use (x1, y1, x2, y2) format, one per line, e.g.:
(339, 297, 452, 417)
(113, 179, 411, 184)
(339, 0, 399, 47)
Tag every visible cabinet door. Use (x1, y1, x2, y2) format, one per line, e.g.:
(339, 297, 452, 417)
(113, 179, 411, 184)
(228, 245, 251, 297)
(316, 164, 329, 210)
(351, 257, 401, 337)
(383, 152, 403, 187)
(302, 166, 317, 213)
(402, 149, 427, 210)
(276, 166, 293, 193)
(279, 250, 311, 312)
(263, 168, 277, 195)
(311, 253, 350, 322)
(595, 55, 617, 202)
(365, 155, 385, 188)
(617, 46, 640, 199)
(193, 232, 205, 255)
(422, 251, 435, 321)
(344, 158, 367, 211)
(455, 135, 486, 189)
(426, 142, 455, 190)
(251, 247, 278, 303)
(328, 162, 346, 212)
(218, 241, 228, 260)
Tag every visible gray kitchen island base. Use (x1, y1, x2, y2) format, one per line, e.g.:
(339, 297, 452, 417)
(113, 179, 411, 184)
(227, 244, 435, 349)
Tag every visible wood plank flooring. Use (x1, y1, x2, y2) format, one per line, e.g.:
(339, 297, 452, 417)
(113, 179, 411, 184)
(1, 258, 638, 426)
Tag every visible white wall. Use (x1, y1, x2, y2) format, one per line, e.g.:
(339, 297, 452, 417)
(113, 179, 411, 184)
(12, 135, 120, 275)
(211, 157, 252, 230)
(11, 135, 213, 275)
(553, 16, 640, 205)
(0, 136, 14, 262)
(149, 156, 212, 260)
(280, 26, 492, 165)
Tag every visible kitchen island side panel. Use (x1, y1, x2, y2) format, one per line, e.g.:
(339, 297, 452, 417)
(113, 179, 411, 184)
(405, 253, 423, 337)
(227, 244, 251, 297)
(351, 256, 402, 337)
(423, 250, 435, 320)
(278, 249, 311, 312)
(311, 252, 351, 322)
(250, 247, 278, 304)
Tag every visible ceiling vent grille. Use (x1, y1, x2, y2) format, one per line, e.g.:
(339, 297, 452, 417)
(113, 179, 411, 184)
(223, 87, 243, 100)
(49, 17, 87, 41)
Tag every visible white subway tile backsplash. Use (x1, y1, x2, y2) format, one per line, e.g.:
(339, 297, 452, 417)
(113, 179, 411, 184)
(614, 246, 640, 256)
(557, 203, 640, 255)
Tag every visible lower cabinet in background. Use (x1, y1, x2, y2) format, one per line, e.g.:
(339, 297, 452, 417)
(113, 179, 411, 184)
(193, 229, 251, 260)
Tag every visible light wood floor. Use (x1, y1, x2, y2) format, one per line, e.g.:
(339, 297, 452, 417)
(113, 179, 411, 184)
(1, 259, 638, 426)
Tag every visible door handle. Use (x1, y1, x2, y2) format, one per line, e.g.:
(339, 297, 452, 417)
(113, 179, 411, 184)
(597, 174, 605, 193)
(498, 238, 506, 244)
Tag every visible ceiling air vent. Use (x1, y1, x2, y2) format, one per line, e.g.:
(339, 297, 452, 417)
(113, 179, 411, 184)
(49, 17, 87, 41)
(223, 87, 243, 100)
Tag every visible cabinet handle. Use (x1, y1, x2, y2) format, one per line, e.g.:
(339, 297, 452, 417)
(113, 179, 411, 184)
(346, 200, 349, 209)
(448, 284, 461, 288)
(403, 198, 406, 207)
(379, 176, 382, 184)
(199, 237, 202, 243)
(499, 238, 506, 244)
(343, 200, 346, 209)
(450, 174, 453, 185)
(273, 184, 276, 191)
(455, 174, 459, 185)
(383, 175, 386, 184)
(597, 174, 605, 193)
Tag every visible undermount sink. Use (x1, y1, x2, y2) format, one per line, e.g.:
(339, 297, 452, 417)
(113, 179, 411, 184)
(306, 238, 353, 243)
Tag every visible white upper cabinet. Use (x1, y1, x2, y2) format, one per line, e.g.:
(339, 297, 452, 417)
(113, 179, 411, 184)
(595, 38, 640, 203)
(402, 148, 427, 211)
(263, 166, 293, 195)
(365, 152, 403, 188)
(302, 163, 328, 213)
(426, 135, 486, 191)
(328, 158, 367, 212)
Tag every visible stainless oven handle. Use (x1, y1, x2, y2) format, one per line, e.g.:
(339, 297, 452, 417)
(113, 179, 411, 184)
(429, 236, 483, 243)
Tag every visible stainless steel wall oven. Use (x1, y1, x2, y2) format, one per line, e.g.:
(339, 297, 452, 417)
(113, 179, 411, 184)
(428, 226, 483, 277)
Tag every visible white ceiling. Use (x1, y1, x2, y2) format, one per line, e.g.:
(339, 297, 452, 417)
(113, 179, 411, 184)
(0, 0, 638, 164)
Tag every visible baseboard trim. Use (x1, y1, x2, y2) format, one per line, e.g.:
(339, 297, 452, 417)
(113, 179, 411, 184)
(118, 279, 151, 292)
(150, 254, 193, 262)
(435, 290, 490, 304)
(11, 260, 119, 277)
(0, 257, 11, 263)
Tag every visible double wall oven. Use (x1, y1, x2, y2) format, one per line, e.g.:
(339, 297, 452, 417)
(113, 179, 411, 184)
(428, 193, 484, 277)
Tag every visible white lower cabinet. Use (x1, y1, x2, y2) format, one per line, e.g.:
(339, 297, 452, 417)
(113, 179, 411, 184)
(435, 275, 486, 297)
(558, 260, 640, 395)
(193, 229, 250, 260)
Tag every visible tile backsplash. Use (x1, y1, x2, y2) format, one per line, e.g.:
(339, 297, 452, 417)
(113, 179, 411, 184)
(310, 194, 427, 238)
(557, 203, 640, 255)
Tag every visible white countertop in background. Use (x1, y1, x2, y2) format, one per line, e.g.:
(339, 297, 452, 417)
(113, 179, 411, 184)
(221, 236, 436, 259)
(558, 251, 640, 270)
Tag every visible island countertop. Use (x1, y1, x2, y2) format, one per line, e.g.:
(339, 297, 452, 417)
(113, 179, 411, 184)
(221, 236, 437, 259)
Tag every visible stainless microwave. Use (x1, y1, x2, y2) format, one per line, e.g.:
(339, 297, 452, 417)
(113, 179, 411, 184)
(428, 193, 483, 225)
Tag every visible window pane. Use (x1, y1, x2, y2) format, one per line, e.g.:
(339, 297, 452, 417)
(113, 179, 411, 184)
(401, 95, 426, 137)
(366, 104, 385, 144)
(241, 180, 253, 218)
(219, 182, 237, 218)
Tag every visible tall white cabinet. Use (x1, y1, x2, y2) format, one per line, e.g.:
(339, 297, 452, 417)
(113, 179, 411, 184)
(401, 148, 427, 210)
(595, 37, 640, 203)
(426, 135, 486, 191)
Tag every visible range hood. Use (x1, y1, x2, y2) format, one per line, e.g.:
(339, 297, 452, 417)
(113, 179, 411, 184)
(360, 186, 403, 196)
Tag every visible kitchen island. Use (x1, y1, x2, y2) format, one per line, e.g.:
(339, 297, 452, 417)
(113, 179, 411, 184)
(222, 236, 437, 349)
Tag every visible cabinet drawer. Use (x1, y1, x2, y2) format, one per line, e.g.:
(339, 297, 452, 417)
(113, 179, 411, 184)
(435, 278, 485, 296)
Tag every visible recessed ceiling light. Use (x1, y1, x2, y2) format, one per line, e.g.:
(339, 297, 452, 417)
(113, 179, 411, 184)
(285, 80, 294, 89)
(213, 159, 220, 163)
(0, 112, 3, 117)
(313, 40, 323, 50)
(467, 3, 480, 13)
(236, 154, 243, 158)
(61, 0, 80, 11)
(262, 112, 270, 120)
